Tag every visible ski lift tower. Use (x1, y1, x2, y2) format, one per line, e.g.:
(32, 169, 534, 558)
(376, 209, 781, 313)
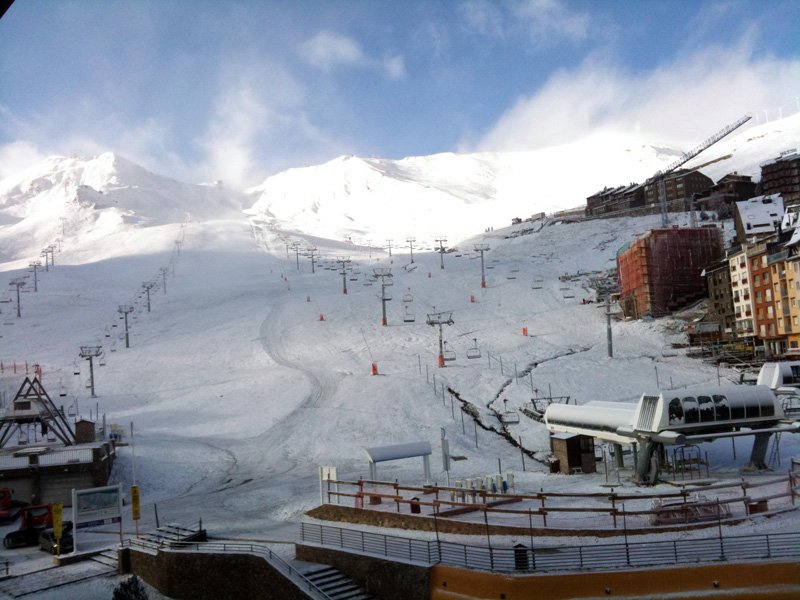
(373, 267, 393, 325)
(426, 310, 454, 368)
(159, 267, 169, 294)
(290, 242, 301, 272)
(118, 304, 134, 348)
(305, 247, 318, 274)
(141, 281, 156, 312)
(474, 243, 490, 289)
(79, 345, 102, 398)
(406, 237, 416, 264)
(28, 261, 42, 292)
(9, 279, 25, 318)
(337, 256, 351, 294)
(435, 237, 447, 270)
(654, 114, 751, 227)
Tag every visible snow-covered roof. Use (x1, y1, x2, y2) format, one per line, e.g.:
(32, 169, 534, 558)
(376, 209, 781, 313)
(364, 441, 432, 464)
(736, 194, 784, 236)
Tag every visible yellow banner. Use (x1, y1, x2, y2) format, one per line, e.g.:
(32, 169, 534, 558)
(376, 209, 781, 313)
(52, 502, 63, 540)
(131, 485, 141, 521)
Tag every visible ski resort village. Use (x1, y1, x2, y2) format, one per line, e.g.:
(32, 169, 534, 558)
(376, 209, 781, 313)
(1, 2, 800, 598)
(0, 107, 798, 600)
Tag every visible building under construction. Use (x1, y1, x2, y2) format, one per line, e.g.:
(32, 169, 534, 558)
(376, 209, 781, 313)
(617, 227, 724, 319)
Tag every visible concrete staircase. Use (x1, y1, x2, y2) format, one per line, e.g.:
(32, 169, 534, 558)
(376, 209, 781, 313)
(301, 565, 374, 600)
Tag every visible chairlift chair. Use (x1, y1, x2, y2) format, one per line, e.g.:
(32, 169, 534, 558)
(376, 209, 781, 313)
(403, 306, 416, 323)
(99, 355, 106, 367)
(442, 342, 456, 362)
(402, 289, 413, 303)
(466, 338, 481, 359)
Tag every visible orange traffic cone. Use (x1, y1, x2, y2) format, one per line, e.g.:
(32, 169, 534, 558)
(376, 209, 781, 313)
(371, 363, 378, 376)
(522, 326, 528, 336)
(319, 314, 325, 321)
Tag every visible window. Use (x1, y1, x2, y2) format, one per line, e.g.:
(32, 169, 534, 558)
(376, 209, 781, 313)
(682, 397, 699, 423)
(713, 395, 730, 421)
(698, 396, 715, 422)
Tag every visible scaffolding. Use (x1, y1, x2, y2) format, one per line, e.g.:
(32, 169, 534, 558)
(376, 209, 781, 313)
(617, 228, 724, 319)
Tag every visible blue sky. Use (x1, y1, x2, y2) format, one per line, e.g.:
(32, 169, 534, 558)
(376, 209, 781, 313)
(1, 0, 798, 187)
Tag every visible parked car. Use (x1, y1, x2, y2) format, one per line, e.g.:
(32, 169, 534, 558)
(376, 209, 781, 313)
(38, 521, 74, 554)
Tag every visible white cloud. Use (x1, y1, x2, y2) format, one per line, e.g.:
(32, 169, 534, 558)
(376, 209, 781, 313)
(0, 140, 47, 181)
(459, 1, 505, 37)
(513, 0, 590, 44)
(300, 31, 406, 80)
(382, 55, 406, 80)
(300, 32, 365, 71)
(459, 0, 590, 45)
(194, 64, 347, 188)
(471, 46, 800, 152)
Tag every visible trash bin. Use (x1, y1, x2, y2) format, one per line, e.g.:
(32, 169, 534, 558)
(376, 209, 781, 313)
(410, 497, 421, 514)
(514, 543, 529, 570)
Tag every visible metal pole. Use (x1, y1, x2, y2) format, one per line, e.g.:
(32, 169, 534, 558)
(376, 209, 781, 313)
(87, 356, 96, 398)
(124, 312, 130, 348)
(606, 295, 613, 358)
(480, 249, 486, 288)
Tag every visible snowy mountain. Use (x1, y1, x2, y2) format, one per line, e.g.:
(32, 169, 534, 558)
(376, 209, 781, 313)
(248, 112, 800, 243)
(0, 152, 247, 268)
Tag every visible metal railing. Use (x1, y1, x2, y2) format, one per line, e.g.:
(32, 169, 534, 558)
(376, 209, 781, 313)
(121, 538, 334, 600)
(299, 521, 800, 574)
(324, 475, 796, 531)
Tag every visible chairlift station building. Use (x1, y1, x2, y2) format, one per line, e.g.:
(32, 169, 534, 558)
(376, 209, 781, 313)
(0, 377, 115, 507)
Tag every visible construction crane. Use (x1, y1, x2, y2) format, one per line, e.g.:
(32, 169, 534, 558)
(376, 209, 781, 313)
(654, 114, 752, 227)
